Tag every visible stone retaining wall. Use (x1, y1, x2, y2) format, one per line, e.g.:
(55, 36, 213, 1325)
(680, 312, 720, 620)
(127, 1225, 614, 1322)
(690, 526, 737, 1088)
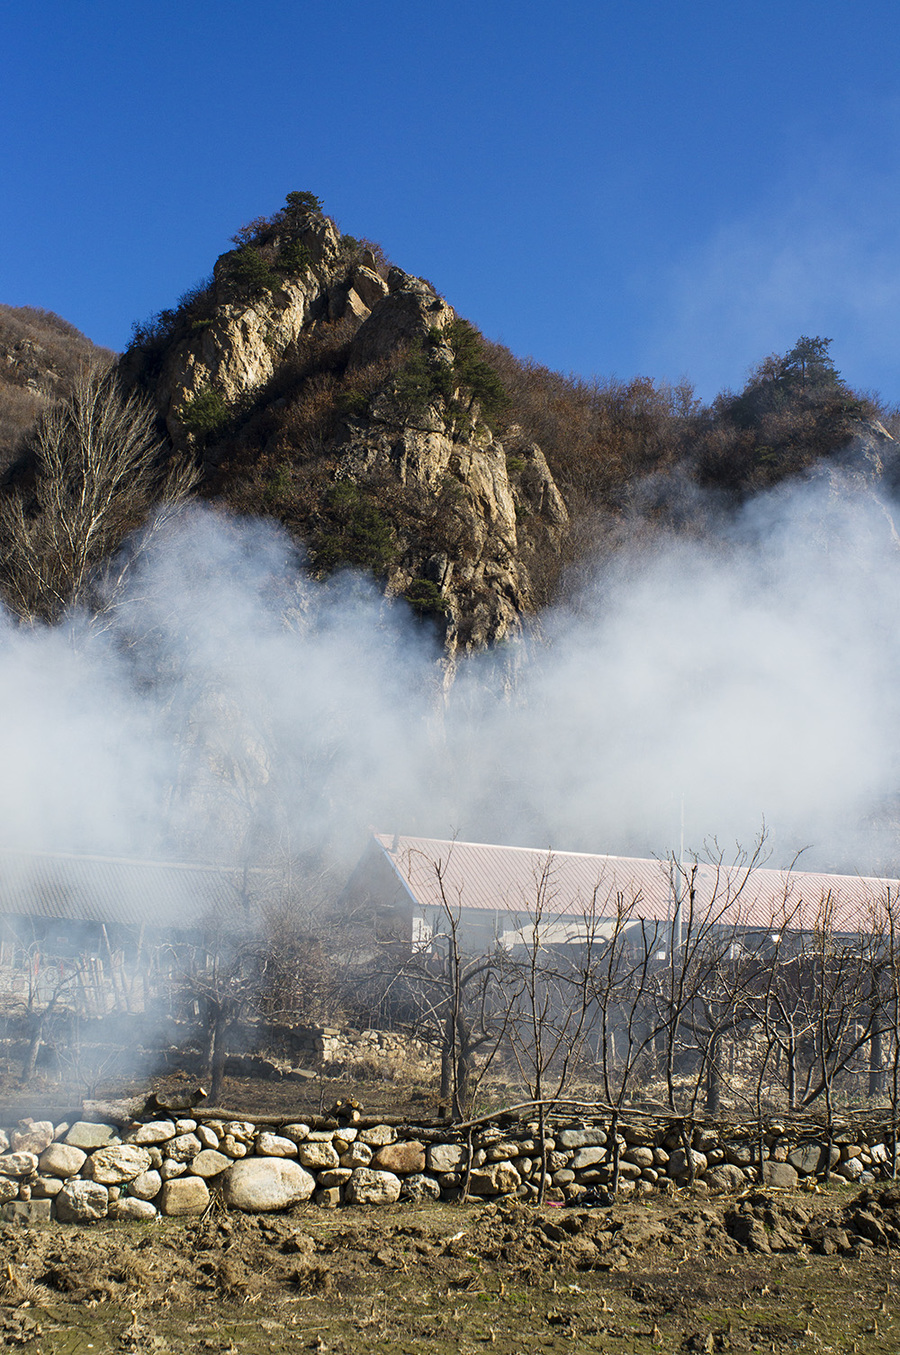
(0, 1111, 896, 1225)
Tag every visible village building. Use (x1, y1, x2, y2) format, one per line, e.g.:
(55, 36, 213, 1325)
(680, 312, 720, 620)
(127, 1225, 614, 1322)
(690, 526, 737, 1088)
(346, 832, 900, 953)
(0, 849, 258, 1016)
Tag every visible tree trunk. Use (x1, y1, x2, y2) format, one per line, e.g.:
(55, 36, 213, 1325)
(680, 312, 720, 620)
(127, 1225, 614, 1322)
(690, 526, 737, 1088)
(869, 1022, 885, 1099)
(21, 1011, 45, 1083)
(705, 1036, 721, 1115)
(208, 1005, 229, 1104)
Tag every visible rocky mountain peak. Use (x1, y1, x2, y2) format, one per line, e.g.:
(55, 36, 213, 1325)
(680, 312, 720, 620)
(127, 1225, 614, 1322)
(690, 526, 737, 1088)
(121, 198, 571, 657)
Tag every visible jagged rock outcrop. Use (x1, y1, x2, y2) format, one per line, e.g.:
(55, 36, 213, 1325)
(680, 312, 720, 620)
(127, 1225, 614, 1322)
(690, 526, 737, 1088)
(148, 215, 347, 441)
(122, 203, 570, 656)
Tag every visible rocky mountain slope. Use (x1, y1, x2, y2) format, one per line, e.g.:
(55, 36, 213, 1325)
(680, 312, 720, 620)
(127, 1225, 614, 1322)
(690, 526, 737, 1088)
(0, 305, 110, 470)
(3, 195, 897, 653)
(121, 197, 569, 656)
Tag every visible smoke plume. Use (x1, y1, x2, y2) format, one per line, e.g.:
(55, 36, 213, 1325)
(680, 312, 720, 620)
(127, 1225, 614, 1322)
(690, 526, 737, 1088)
(2, 465, 900, 880)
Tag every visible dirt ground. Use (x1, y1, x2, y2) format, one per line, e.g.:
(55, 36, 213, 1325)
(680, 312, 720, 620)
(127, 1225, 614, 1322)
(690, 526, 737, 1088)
(0, 1183, 898, 1354)
(2, 1071, 900, 1353)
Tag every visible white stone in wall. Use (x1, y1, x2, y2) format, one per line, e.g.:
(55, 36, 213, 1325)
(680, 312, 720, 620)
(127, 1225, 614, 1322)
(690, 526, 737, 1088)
(468, 1162, 520, 1195)
(167, 1133, 202, 1162)
(65, 1122, 119, 1150)
(56, 1179, 108, 1221)
(192, 1150, 231, 1179)
(427, 1143, 465, 1173)
(222, 1121, 256, 1142)
(281, 1123, 310, 1143)
(255, 1133, 298, 1158)
(372, 1142, 426, 1174)
(175, 1119, 197, 1134)
(130, 1169, 163, 1200)
(571, 1147, 608, 1170)
(344, 1167, 401, 1204)
(159, 1176, 210, 1216)
(88, 1145, 153, 1185)
(556, 1128, 606, 1149)
(0, 1177, 18, 1204)
(223, 1158, 316, 1211)
(197, 1125, 220, 1150)
(125, 1120, 176, 1145)
(358, 1125, 395, 1147)
(39, 1143, 87, 1178)
(11, 1120, 54, 1154)
(0, 1153, 38, 1177)
(221, 1136, 249, 1159)
(317, 1168, 352, 1187)
(297, 1141, 340, 1171)
(160, 1159, 187, 1180)
(32, 1175, 64, 1197)
(339, 1142, 373, 1169)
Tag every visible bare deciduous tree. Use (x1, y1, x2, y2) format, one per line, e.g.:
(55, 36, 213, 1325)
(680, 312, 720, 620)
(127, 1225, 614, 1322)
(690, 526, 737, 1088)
(499, 854, 596, 1199)
(0, 363, 197, 623)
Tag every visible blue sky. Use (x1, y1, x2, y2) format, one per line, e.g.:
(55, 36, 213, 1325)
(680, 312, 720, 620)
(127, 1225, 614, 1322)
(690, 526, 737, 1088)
(5, 0, 900, 405)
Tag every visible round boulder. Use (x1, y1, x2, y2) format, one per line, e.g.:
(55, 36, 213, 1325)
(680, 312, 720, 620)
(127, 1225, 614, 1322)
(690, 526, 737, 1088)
(11, 1120, 54, 1155)
(344, 1168, 402, 1205)
(158, 1176, 210, 1216)
(88, 1144, 153, 1185)
(223, 1158, 316, 1212)
(372, 1141, 426, 1175)
(192, 1150, 231, 1179)
(110, 1197, 158, 1221)
(39, 1143, 87, 1179)
(129, 1169, 162, 1201)
(56, 1179, 109, 1222)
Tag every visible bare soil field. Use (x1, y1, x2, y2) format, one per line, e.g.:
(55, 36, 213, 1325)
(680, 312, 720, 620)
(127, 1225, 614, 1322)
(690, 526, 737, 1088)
(0, 1175, 899, 1353)
(1, 1071, 900, 1353)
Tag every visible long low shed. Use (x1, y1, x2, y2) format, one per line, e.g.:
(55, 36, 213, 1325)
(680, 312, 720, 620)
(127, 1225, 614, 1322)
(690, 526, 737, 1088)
(346, 833, 900, 948)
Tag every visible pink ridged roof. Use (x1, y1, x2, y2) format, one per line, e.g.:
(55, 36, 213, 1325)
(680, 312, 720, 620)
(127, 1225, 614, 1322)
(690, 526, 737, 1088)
(374, 834, 900, 933)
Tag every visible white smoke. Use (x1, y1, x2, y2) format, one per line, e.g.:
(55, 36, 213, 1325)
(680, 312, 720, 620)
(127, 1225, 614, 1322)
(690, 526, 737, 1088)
(2, 468, 900, 878)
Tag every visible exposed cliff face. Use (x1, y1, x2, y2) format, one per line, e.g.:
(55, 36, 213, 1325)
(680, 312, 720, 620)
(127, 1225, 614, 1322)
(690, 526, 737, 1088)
(122, 207, 569, 657)
(152, 215, 348, 438)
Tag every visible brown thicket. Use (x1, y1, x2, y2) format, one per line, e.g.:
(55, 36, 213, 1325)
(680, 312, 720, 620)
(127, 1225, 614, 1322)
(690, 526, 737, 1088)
(0, 305, 112, 469)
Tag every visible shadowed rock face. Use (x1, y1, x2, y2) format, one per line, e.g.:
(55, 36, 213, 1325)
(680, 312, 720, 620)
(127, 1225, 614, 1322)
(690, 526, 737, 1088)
(121, 211, 570, 657)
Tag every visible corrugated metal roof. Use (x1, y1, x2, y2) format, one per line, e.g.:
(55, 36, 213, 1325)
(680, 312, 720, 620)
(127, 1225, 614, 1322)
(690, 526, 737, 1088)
(374, 834, 900, 934)
(0, 849, 259, 932)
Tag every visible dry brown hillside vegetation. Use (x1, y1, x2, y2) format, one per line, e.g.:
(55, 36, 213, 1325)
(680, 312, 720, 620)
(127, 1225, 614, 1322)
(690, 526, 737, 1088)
(0, 305, 112, 471)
